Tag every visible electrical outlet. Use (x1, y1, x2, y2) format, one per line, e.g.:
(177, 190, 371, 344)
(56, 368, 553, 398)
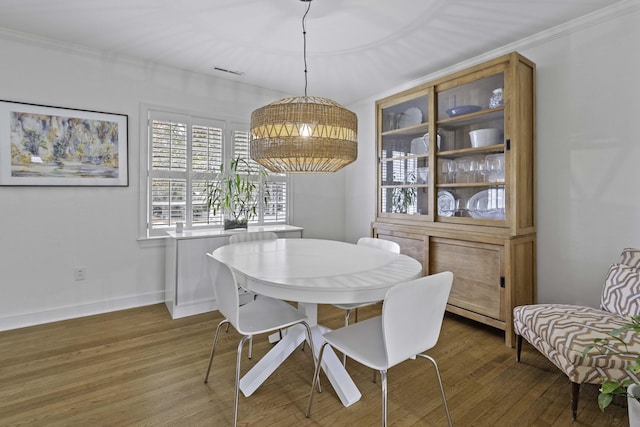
(74, 267, 86, 281)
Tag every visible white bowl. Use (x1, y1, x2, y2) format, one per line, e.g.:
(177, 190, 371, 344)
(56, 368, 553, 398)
(469, 128, 502, 148)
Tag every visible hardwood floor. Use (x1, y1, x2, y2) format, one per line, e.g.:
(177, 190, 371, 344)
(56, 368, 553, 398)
(0, 303, 630, 426)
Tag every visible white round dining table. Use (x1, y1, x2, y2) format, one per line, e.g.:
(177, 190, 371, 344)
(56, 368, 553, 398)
(210, 238, 423, 407)
(211, 238, 422, 305)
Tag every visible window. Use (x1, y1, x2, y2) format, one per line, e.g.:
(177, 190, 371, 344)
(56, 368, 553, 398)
(144, 110, 288, 237)
(381, 150, 417, 214)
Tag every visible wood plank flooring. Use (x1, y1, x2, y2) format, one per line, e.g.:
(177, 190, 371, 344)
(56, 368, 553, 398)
(0, 303, 631, 426)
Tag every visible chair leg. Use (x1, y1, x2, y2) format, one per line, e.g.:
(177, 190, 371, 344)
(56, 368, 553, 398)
(300, 321, 322, 393)
(380, 369, 388, 427)
(225, 320, 253, 359)
(204, 320, 229, 383)
(571, 382, 580, 421)
(418, 354, 453, 427)
(234, 335, 250, 427)
(342, 309, 351, 367)
(306, 342, 329, 418)
(516, 334, 523, 362)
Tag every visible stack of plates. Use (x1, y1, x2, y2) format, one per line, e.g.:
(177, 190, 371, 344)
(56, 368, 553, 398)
(467, 188, 505, 219)
(410, 137, 427, 155)
(437, 191, 455, 217)
(398, 107, 422, 128)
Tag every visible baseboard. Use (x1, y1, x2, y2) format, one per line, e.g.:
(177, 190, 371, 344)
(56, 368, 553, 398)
(166, 299, 218, 319)
(0, 290, 165, 332)
(165, 294, 252, 319)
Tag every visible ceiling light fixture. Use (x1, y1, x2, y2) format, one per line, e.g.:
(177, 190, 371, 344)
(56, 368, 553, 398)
(249, 0, 358, 173)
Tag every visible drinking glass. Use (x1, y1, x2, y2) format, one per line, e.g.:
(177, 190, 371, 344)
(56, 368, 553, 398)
(454, 158, 466, 183)
(455, 198, 466, 217)
(486, 153, 505, 182)
(439, 159, 456, 184)
(388, 113, 398, 131)
(470, 157, 486, 182)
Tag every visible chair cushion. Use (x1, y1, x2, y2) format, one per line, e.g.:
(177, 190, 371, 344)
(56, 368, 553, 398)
(513, 304, 640, 384)
(619, 248, 640, 269)
(600, 263, 640, 317)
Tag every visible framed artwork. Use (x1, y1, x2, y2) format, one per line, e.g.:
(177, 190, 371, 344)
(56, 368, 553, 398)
(0, 100, 128, 186)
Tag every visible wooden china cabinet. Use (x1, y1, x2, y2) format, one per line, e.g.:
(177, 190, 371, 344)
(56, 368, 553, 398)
(372, 52, 536, 346)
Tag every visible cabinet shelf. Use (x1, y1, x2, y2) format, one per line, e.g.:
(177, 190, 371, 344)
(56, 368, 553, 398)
(382, 184, 429, 189)
(382, 122, 429, 137)
(436, 182, 505, 188)
(438, 144, 504, 157)
(437, 108, 504, 129)
(382, 154, 429, 162)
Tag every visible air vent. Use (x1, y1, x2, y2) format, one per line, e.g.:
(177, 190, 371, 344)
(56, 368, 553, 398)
(213, 67, 244, 76)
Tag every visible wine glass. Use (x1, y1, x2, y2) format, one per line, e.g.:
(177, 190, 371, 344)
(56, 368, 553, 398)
(469, 157, 486, 182)
(439, 159, 456, 184)
(486, 154, 505, 182)
(453, 159, 463, 183)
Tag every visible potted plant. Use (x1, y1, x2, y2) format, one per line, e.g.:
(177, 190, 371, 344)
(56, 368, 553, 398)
(583, 315, 640, 421)
(391, 171, 417, 214)
(206, 156, 268, 230)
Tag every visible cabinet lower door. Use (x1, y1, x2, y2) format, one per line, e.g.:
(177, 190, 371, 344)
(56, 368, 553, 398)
(430, 237, 504, 321)
(376, 233, 425, 267)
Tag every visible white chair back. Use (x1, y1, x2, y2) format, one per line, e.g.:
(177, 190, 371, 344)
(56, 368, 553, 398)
(206, 254, 240, 327)
(229, 231, 278, 244)
(357, 237, 400, 254)
(382, 271, 453, 368)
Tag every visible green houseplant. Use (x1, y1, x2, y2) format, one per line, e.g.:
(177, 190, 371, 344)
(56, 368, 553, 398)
(391, 171, 417, 214)
(583, 315, 640, 413)
(206, 156, 268, 230)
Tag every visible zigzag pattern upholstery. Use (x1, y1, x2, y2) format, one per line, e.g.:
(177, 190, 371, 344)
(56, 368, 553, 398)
(513, 248, 640, 420)
(601, 263, 640, 316)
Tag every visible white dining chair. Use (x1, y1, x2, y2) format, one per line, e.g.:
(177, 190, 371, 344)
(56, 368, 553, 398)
(228, 230, 278, 244)
(204, 254, 318, 427)
(227, 230, 279, 357)
(332, 237, 401, 366)
(307, 271, 454, 427)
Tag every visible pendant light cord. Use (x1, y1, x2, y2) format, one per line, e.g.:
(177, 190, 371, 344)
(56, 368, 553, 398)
(302, 0, 311, 97)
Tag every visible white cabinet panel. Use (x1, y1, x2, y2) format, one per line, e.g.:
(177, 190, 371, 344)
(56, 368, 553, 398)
(165, 225, 303, 319)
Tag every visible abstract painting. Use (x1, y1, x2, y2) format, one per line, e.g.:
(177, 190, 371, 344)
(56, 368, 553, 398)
(0, 100, 128, 186)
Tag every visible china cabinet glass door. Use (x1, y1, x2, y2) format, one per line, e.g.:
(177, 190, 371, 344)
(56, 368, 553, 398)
(379, 91, 431, 218)
(435, 72, 506, 221)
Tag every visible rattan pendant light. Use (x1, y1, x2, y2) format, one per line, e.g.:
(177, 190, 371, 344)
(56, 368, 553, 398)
(249, 0, 358, 173)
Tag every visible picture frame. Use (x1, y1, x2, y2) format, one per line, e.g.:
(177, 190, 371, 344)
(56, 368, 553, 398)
(0, 100, 128, 186)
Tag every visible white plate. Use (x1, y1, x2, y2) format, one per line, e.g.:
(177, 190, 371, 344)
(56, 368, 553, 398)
(437, 191, 455, 217)
(417, 167, 429, 184)
(398, 107, 422, 128)
(410, 137, 427, 154)
(467, 188, 505, 219)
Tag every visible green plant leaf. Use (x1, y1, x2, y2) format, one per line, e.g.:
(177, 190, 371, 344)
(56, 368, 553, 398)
(598, 392, 613, 411)
(600, 380, 623, 394)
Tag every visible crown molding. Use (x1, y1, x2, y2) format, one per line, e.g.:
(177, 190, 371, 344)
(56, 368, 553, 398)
(365, 0, 639, 106)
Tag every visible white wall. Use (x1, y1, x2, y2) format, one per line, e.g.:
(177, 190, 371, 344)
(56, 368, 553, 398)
(345, 1, 640, 308)
(344, 99, 376, 243)
(0, 32, 344, 330)
(291, 172, 346, 240)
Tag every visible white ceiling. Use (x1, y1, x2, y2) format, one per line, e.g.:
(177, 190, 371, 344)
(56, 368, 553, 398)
(0, 0, 621, 105)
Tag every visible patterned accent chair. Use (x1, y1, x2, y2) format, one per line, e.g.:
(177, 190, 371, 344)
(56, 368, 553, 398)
(513, 248, 640, 420)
